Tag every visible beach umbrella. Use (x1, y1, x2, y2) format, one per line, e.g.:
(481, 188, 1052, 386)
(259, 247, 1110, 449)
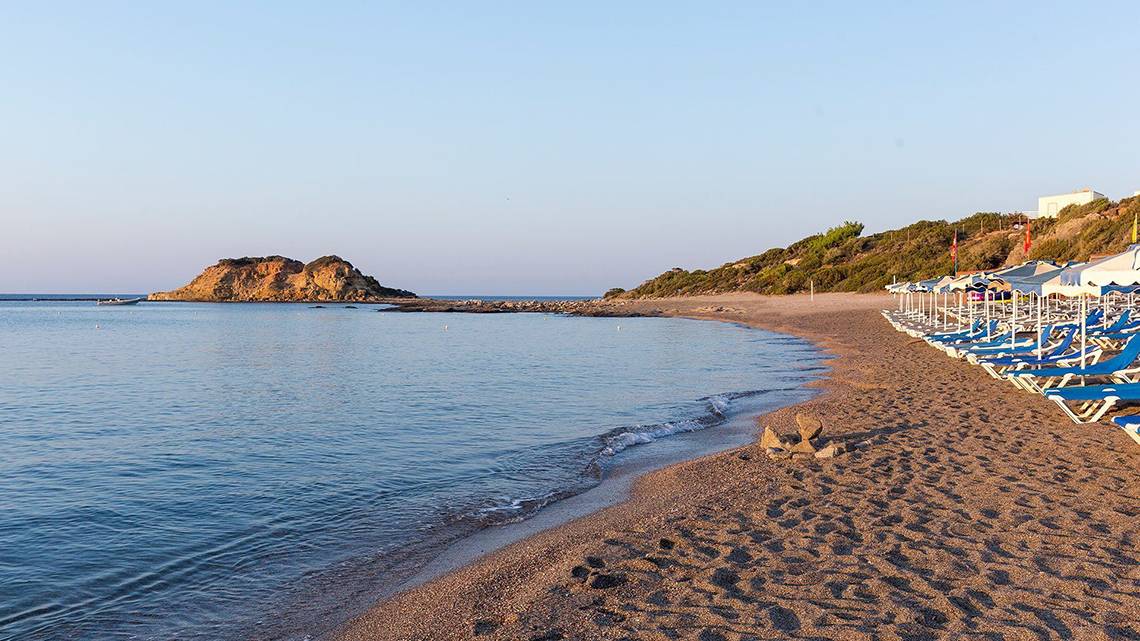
(927, 276, 955, 328)
(1005, 265, 1068, 356)
(1063, 244, 1140, 288)
(1003, 264, 1066, 297)
(1059, 246, 1140, 330)
(989, 260, 1060, 283)
(943, 272, 991, 331)
(914, 278, 942, 323)
(946, 272, 991, 291)
(1057, 249, 1140, 329)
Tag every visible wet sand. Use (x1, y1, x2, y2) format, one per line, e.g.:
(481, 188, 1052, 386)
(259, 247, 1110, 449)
(333, 292, 1140, 640)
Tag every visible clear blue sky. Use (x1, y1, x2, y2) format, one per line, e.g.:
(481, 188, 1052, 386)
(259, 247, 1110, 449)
(2, 2, 1138, 295)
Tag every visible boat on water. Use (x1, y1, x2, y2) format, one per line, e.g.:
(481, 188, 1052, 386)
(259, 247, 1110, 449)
(96, 298, 143, 306)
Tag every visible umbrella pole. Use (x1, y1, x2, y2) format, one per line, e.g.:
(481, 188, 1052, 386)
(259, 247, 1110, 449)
(986, 290, 991, 338)
(1081, 295, 1087, 369)
(1037, 293, 1043, 359)
(1012, 290, 1017, 346)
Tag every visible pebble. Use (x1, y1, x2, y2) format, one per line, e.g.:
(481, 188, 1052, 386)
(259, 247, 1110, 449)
(815, 443, 846, 459)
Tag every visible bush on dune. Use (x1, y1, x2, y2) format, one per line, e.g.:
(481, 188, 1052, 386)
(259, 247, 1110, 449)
(615, 199, 1137, 298)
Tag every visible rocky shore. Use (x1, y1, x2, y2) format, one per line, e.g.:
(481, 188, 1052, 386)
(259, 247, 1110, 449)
(381, 298, 661, 317)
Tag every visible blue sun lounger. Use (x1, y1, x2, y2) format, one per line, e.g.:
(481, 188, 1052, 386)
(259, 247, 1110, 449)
(1044, 382, 1140, 423)
(1110, 416, 1140, 445)
(976, 327, 1087, 378)
(924, 319, 984, 343)
(957, 333, 1038, 355)
(960, 324, 1064, 361)
(927, 320, 1000, 347)
(1010, 334, 1140, 394)
(1099, 309, 1133, 333)
(1084, 311, 1140, 345)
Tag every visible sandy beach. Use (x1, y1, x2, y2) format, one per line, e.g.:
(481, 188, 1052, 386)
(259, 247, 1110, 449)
(333, 292, 1140, 641)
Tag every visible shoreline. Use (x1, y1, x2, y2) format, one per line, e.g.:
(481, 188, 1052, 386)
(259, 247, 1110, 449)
(380, 392, 816, 602)
(330, 292, 1140, 640)
(247, 318, 826, 641)
(323, 294, 851, 640)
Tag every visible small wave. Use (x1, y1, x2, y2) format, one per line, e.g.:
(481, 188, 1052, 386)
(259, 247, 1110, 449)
(600, 418, 710, 456)
(468, 487, 584, 525)
(458, 387, 816, 531)
(598, 392, 743, 457)
(707, 393, 730, 416)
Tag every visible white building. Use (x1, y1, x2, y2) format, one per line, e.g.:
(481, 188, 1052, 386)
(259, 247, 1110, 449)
(1035, 188, 1105, 219)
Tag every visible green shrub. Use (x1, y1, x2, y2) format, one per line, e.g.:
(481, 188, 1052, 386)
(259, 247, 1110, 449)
(616, 199, 1139, 298)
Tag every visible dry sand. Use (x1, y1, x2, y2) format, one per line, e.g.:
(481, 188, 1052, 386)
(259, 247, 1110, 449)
(333, 293, 1140, 641)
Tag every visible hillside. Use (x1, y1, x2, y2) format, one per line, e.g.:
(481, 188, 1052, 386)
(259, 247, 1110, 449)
(611, 196, 1140, 299)
(149, 255, 416, 302)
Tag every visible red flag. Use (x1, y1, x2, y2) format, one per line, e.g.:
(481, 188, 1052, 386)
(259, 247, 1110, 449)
(1024, 219, 1032, 254)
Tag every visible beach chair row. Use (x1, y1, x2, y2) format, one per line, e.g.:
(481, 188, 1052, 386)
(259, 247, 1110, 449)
(881, 307, 1140, 445)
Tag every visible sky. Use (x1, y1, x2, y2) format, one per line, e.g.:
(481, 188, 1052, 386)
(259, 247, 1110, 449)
(2, 2, 1139, 295)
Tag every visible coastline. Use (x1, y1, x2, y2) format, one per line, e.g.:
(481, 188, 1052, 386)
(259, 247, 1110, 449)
(329, 292, 1140, 640)
(265, 398, 814, 641)
(246, 315, 826, 641)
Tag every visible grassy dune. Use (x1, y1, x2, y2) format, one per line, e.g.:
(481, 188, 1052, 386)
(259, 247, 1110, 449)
(613, 196, 1140, 299)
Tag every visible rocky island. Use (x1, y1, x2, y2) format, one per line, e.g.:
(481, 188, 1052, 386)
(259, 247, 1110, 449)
(149, 255, 415, 302)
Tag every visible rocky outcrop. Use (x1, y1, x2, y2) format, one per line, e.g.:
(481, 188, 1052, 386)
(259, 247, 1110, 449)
(149, 255, 415, 302)
(381, 297, 652, 317)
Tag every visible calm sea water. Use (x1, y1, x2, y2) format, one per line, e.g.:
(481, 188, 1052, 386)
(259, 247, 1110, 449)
(0, 301, 823, 641)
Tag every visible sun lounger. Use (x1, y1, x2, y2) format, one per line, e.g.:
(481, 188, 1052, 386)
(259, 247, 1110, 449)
(958, 324, 1061, 361)
(1044, 383, 1140, 423)
(910, 319, 980, 340)
(1098, 309, 1132, 333)
(1009, 334, 1140, 394)
(926, 320, 1000, 346)
(1109, 415, 1140, 445)
(925, 318, 983, 339)
(975, 327, 1085, 377)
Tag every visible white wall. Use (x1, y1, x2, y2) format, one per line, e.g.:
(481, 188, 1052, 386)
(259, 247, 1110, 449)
(1036, 190, 1105, 218)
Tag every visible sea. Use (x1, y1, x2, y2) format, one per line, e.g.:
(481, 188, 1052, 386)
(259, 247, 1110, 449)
(0, 298, 824, 641)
